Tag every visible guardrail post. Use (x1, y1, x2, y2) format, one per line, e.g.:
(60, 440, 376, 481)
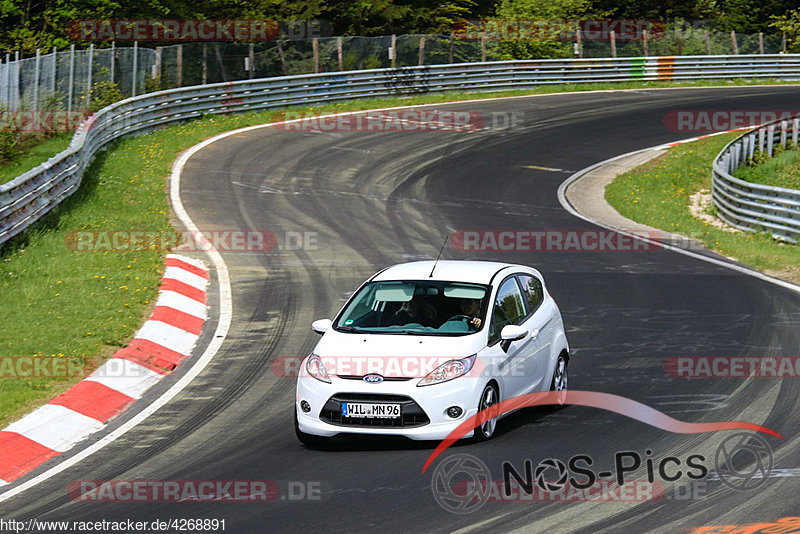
(759, 32, 764, 54)
(177, 44, 183, 87)
(202, 43, 208, 83)
(481, 32, 486, 62)
(67, 44, 75, 113)
(782, 33, 787, 53)
(767, 125, 774, 157)
(781, 120, 787, 148)
(449, 33, 454, 63)
(704, 30, 711, 55)
(33, 49, 40, 125)
(50, 46, 57, 95)
(313, 38, 320, 73)
(275, 40, 287, 76)
(610, 31, 617, 58)
(758, 128, 764, 154)
(2, 54, 8, 107)
(110, 41, 115, 84)
(576, 28, 583, 58)
(731, 31, 738, 55)
(86, 43, 93, 110)
(132, 41, 138, 96)
(155, 46, 162, 84)
(13, 52, 19, 111)
(390, 34, 396, 68)
(248, 43, 255, 79)
(748, 134, 755, 160)
(642, 29, 648, 56)
(338, 37, 344, 70)
(793, 118, 799, 146)
(676, 27, 683, 56)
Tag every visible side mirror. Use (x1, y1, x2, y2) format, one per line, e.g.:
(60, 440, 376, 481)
(311, 319, 332, 335)
(500, 324, 527, 342)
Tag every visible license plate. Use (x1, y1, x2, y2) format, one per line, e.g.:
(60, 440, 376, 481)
(341, 402, 401, 418)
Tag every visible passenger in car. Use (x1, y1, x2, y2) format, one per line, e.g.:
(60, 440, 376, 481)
(395, 296, 437, 326)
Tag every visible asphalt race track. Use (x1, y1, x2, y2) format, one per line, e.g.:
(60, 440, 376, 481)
(3, 86, 800, 533)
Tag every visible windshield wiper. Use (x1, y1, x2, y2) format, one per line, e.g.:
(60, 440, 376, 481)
(402, 329, 438, 336)
(336, 325, 363, 333)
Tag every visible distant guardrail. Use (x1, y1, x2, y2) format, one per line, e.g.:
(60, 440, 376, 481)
(712, 115, 800, 243)
(3, 54, 800, 247)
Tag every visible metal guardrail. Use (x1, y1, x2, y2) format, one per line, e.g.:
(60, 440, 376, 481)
(3, 54, 800, 247)
(712, 116, 800, 243)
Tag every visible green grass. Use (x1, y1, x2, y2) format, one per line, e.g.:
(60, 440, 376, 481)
(734, 146, 800, 190)
(605, 133, 800, 284)
(1, 78, 799, 428)
(0, 133, 73, 185)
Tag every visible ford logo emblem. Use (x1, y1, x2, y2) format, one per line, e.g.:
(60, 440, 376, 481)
(363, 374, 384, 384)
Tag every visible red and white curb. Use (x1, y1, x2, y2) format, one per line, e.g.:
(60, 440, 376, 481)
(0, 254, 209, 487)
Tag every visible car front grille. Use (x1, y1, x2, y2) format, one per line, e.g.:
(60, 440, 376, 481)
(319, 393, 430, 428)
(337, 375, 413, 381)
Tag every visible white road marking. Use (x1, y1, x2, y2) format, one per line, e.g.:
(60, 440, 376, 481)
(163, 266, 208, 290)
(86, 359, 165, 399)
(167, 253, 207, 271)
(156, 290, 208, 319)
(134, 321, 199, 355)
(3, 405, 105, 453)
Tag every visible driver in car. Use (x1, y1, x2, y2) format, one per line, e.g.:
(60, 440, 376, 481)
(460, 299, 482, 329)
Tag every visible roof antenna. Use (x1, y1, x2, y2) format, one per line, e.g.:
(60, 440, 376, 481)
(429, 235, 449, 277)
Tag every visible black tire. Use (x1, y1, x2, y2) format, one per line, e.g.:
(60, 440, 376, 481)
(473, 382, 500, 441)
(550, 354, 568, 408)
(295, 410, 329, 447)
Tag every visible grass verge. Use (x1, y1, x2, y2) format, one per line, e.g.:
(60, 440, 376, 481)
(1, 78, 798, 428)
(605, 133, 800, 285)
(734, 146, 800, 190)
(0, 133, 73, 185)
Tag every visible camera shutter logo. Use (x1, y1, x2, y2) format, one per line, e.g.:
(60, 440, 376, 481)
(430, 453, 491, 514)
(535, 458, 569, 491)
(714, 432, 773, 491)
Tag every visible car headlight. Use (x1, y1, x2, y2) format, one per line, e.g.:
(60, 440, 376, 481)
(305, 354, 331, 383)
(417, 355, 477, 386)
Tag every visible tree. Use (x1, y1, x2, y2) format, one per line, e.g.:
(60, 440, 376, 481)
(771, 7, 800, 52)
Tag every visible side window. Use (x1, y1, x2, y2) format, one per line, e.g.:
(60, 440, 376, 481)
(489, 278, 526, 343)
(519, 275, 544, 315)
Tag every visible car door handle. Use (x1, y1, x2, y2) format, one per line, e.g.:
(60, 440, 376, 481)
(529, 328, 540, 340)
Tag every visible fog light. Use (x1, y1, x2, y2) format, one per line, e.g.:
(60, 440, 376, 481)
(300, 401, 311, 413)
(447, 406, 463, 418)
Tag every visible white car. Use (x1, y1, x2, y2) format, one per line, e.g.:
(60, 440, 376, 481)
(294, 260, 570, 444)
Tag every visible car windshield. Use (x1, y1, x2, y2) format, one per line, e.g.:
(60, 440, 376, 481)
(333, 280, 490, 336)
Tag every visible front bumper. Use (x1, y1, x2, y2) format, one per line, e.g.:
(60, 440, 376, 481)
(296, 374, 488, 440)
